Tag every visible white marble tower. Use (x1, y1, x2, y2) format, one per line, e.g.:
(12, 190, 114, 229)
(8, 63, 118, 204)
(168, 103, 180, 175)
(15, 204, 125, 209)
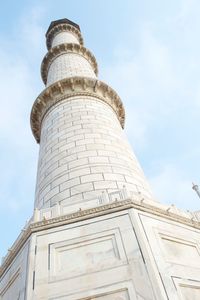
(1, 19, 200, 300)
(31, 19, 153, 211)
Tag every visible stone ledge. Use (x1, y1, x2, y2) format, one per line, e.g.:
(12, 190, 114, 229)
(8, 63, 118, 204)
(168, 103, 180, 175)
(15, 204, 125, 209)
(30, 77, 125, 143)
(1, 197, 200, 278)
(41, 43, 98, 84)
(46, 23, 84, 50)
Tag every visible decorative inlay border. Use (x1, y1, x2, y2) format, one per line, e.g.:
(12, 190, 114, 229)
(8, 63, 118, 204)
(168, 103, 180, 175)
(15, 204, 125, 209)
(30, 76, 125, 143)
(41, 43, 98, 84)
(46, 23, 84, 50)
(1, 198, 200, 278)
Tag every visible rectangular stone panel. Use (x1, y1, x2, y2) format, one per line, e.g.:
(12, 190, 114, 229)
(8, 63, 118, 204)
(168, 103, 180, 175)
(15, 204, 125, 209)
(180, 285, 200, 300)
(49, 229, 126, 281)
(0, 269, 20, 300)
(0, 241, 30, 300)
(34, 213, 155, 299)
(173, 277, 200, 300)
(160, 234, 200, 267)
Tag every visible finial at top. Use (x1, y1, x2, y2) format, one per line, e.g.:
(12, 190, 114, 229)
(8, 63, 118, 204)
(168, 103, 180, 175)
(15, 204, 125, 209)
(192, 182, 200, 199)
(46, 18, 81, 37)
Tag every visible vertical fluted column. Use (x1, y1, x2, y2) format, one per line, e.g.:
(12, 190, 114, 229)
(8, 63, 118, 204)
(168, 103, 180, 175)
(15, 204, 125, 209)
(31, 19, 153, 210)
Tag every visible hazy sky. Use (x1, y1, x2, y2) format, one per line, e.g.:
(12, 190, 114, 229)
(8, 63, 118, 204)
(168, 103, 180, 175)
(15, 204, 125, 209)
(0, 0, 200, 260)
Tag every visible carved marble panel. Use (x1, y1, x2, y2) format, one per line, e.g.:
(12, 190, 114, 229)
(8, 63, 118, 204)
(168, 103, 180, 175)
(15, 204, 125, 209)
(0, 240, 30, 300)
(0, 269, 20, 300)
(180, 285, 200, 300)
(173, 277, 200, 300)
(138, 212, 200, 299)
(49, 229, 126, 281)
(32, 213, 155, 300)
(159, 234, 200, 267)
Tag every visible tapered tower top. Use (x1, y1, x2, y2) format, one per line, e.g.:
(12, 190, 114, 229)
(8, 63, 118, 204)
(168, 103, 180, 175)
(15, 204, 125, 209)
(46, 18, 81, 36)
(45, 18, 83, 50)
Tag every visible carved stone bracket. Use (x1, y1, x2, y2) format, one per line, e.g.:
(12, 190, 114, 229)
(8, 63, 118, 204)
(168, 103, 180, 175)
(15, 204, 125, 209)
(46, 23, 84, 50)
(41, 43, 98, 84)
(30, 76, 125, 143)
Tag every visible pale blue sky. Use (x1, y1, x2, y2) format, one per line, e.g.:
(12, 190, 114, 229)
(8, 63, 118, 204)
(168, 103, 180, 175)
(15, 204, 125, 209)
(0, 0, 200, 260)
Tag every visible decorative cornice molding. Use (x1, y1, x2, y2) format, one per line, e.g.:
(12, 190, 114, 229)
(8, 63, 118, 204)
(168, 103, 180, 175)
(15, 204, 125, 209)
(1, 198, 200, 278)
(41, 43, 98, 85)
(30, 77, 125, 143)
(46, 23, 84, 50)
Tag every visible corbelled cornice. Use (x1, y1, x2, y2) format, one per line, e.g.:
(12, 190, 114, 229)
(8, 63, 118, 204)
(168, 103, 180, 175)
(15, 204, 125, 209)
(41, 43, 98, 85)
(46, 23, 84, 50)
(31, 76, 125, 143)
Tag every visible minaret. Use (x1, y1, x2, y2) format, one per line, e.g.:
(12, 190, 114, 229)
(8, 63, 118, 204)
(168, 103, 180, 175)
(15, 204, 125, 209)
(31, 18, 153, 211)
(1, 19, 159, 300)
